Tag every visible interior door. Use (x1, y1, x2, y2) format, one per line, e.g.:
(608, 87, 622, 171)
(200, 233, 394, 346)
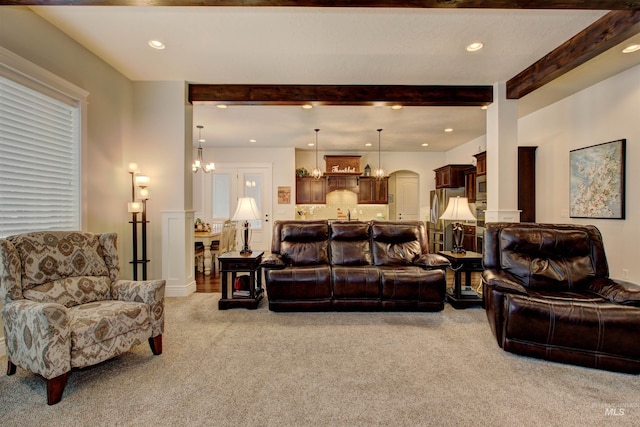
(208, 165, 272, 252)
(236, 167, 272, 252)
(394, 173, 420, 220)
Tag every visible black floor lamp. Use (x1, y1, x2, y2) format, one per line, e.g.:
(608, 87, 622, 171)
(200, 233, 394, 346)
(127, 163, 150, 280)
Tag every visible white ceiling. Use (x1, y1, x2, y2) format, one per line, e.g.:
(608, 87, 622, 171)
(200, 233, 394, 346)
(30, 6, 640, 152)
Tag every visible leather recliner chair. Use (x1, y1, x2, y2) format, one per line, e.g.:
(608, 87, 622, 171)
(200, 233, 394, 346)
(482, 222, 640, 373)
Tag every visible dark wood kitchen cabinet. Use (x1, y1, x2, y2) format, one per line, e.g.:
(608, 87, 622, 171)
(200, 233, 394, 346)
(474, 152, 486, 176)
(518, 146, 537, 223)
(326, 175, 359, 193)
(358, 177, 388, 204)
(464, 168, 476, 203)
(296, 176, 326, 204)
(434, 165, 474, 189)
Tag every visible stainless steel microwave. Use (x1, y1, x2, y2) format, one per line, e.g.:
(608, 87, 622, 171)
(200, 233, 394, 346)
(476, 174, 487, 201)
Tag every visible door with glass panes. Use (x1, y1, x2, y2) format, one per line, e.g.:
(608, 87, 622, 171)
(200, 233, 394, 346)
(210, 166, 272, 252)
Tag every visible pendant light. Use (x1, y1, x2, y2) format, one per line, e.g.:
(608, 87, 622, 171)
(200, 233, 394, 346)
(311, 128, 323, 180)
(192, 125, 215, 173)
(374, 128, 386, 179)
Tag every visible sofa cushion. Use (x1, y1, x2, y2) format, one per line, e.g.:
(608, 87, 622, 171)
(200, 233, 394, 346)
(23, 276, 111, 308)
(281, 223, 328, 242)
(330, 222, 371, 266)
(9, 231, 109, 291)
(499, 227, 596, 291)
(280, 223, 329, 266)
(371, 222, 422, 266)
(332, 266, 381, 299)
(379, 267, 446, 302)
(266, 266, 332, 300)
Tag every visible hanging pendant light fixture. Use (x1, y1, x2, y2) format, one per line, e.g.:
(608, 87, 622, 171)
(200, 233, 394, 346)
(311, 128, 323, 180)
(192, 125, 215, 173)
(374, 128, 386, 179)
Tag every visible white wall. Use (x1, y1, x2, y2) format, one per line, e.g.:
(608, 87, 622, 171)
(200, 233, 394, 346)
(519, 64, 640, 282)
(452, 64, 640, 282)
(0, 7, 135, 352)
(446, 135, 486, 165)
(131, 81, 192, 280)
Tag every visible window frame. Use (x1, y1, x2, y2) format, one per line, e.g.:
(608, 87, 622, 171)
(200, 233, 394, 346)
(0, 46, 88, 237)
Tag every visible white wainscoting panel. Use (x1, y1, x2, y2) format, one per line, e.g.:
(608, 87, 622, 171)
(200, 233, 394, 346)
(162, 210, 196, 297)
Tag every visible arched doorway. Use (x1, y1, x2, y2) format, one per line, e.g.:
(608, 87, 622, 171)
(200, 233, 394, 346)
(388, 170, 420, 221)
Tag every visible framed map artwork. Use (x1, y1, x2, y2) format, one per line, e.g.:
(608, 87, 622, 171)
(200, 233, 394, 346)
(569, 139, 625, 219)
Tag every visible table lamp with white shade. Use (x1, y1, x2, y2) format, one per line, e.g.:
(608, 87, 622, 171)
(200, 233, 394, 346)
(439, 196, 476, 254)
(232, 197, 261, 255)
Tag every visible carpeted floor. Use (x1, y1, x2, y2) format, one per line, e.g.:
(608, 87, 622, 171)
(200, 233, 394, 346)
(1, 293, 639, 426)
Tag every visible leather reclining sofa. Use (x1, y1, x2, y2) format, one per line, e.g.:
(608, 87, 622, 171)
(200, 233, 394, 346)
(262, 220, 450, 312)
(483, 222, 640, 373)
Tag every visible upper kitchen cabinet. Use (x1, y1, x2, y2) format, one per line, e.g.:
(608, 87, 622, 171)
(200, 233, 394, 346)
(296, 176, 326, 204)
(464, 167, 477, 203)
(434, 164, 474, 189)
(474, 152, 486, 176)
(358, 177, 388, 204)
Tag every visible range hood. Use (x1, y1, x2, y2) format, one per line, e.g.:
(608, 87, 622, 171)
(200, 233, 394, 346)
(323, 155, 363, 193)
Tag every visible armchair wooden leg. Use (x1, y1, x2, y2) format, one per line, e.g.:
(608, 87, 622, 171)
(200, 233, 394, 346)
(149, 334, 163, 355)
(7, 360, 17, 376)
(46, 372, 68, 405)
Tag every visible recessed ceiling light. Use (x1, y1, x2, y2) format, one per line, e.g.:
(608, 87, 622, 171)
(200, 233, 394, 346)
(302, 104, 313, 109)
(148, 40, 165, 50)
(249, 139, 256, 143)
(391, 104, 403, 110)
(365, 143, 372, 147)
(421, 143, 429, 147)
(466, 42, 483, 52)
(308, 143, 315, 147)
(216, 104, 228, 109)
(622, 44, 640, 54)
(444, 128, 453, 133)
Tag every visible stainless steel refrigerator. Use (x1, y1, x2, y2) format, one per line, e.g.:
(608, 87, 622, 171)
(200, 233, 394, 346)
(428, 187, 465, 253)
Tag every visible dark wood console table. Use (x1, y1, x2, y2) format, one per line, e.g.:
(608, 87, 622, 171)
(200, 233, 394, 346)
(438, 250, 484, 309)
(218, 251, 264, 310)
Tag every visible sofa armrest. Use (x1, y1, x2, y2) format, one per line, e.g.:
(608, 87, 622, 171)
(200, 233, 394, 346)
(587, 277, 640, 307)
(112, 279, 166, 336)
(261, 253, 288, 270)
(1, 300, 71, 379)
(413, 253, 450, 270)
(482, 269, 528, 295)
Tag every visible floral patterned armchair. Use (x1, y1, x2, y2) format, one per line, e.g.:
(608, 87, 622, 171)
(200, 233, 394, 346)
(0, 231, 165, 404)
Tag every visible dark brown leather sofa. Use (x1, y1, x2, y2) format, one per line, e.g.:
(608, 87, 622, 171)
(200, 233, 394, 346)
(482, 222, 640, 373)
(263, 220, 449, 312)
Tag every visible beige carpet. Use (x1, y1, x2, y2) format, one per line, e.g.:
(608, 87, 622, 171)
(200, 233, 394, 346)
(1, 293, 639, 426)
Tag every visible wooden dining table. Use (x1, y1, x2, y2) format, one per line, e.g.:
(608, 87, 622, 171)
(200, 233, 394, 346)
(194, 230, 221, 276)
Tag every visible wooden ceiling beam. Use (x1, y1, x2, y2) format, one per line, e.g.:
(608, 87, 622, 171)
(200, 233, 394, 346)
(1, 0, 638, 9)
(188, 84, 493, 106)
(507, 10, 640, 99)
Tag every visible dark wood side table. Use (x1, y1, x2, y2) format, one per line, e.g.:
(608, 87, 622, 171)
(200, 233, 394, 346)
(218, 251, 264, 310)
(438, 250, 484, 309)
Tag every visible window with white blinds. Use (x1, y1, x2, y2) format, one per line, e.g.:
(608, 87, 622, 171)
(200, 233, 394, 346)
(0, 75, 81, 237)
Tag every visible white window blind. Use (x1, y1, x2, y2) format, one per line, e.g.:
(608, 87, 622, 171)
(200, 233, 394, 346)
(0, 75, 81, 237)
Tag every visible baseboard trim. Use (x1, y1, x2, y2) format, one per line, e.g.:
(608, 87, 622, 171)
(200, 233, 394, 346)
(165, 280, 196, 297)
